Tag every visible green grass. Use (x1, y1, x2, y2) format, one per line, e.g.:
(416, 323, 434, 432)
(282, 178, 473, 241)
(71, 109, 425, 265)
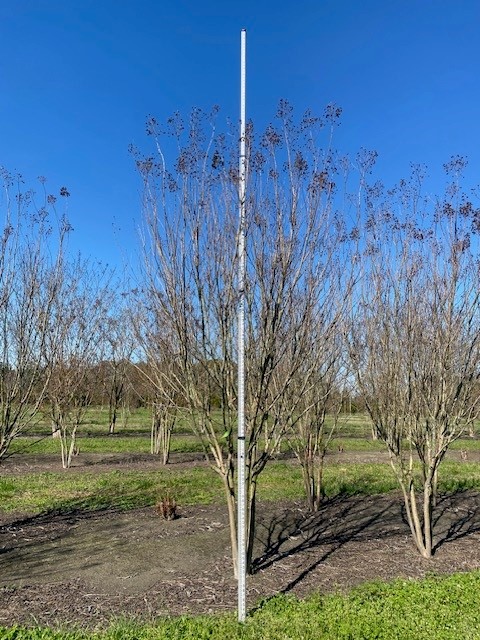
(0, 462, 378, 514)
(11, 431, 480, 458)
(328, 437, 386, 452)
(9, 435, 204, 456)
(27, 406, 205, 437)
(13, 407, 480, 457)
(0, 461, 396, 515)
(335, 414, 375, 438)
(3, 459, 480, 517)
(0, 466, 225, 514)
(438, 460, 480, 492)
(449, 438, 480, 451)
(3, 570, 480, 638)
(28, 406, 153, 436)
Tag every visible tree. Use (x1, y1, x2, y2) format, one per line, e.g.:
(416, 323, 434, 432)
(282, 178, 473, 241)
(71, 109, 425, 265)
(132, 316, 179, 464)
(0, 170, 70, 461)
(347, 158, 480, 558)
(43, 257, 113, 468)
(101, 311, 136, 434)
(285, 322, 346, 512)
(134, 102, 344, 574)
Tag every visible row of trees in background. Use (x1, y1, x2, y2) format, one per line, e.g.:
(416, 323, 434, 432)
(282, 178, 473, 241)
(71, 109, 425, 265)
(1, 103, 480, 573)
(0, 170, 140, 467)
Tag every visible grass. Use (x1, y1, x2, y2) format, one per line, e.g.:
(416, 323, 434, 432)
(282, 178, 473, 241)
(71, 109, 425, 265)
(26, 406, 201, 437)
(28, 406, 152, 435)
(439, 460, 480, 492)
(2, 570, 480, 638)
(11, 432, 480, 458)
(0, 466, 225, 514)
(328, 437, 386, 452)
(9, 407, 480, 458)
(9, 435, 203, 456)
(3, 459, 480, 517)
(450, 438, 480, 451)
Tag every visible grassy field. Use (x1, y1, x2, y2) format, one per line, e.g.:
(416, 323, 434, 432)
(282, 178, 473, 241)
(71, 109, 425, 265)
(2, 459, 480, 516)
(10, 406, 480, 458)
(11, 431, 480, 458)
(3, 407, 480, 516)
(9, 434, 203, 456)
(2, 570, 480, 639)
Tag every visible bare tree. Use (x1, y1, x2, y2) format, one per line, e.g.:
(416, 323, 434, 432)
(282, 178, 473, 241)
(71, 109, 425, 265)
(347, 158, 480, 558)
(150, 399, 177, 462)
(0, 170, 70, 461)
(101, 311, 135, 434)
(132, 314, 179, 464)
(134, 102, 344, 574)
(134, 108, 240, 557)
(285, 320, 346, 512)
(43, 258, 113, 468)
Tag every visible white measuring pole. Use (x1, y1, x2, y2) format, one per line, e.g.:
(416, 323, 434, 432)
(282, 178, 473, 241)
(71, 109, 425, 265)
(237, 27, 247, 623)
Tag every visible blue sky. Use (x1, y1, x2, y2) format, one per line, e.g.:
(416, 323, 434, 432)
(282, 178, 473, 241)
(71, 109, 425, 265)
(1, 1, 479, 269)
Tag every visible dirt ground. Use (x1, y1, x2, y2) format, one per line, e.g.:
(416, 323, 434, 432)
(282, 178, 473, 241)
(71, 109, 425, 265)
(1, 453, 480, 630)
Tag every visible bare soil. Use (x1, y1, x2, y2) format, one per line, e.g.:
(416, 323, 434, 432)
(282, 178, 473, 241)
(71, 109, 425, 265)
(1, 452, 480, 630)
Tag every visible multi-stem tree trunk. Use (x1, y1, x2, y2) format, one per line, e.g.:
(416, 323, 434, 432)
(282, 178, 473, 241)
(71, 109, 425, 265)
(108, 384, 122, 435)
(50, 400, 82, 469)
(60, 422, 79, 469)
(388, 451, 437, 558)
(43, 258, 112, 468)
(347, 157, 480, 559)
(102, 315, 134, 436)
(151, 402, 176, 464)
(301, 446, 327, 512)
(135, 102, 346, 577)
(288, 385, 343, 512)
(0, 171, 71, 461)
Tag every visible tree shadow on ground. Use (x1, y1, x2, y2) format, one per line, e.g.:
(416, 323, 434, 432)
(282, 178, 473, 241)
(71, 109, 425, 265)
(0, 504, 126, 558)
(432, 491, 480, 553)
(252, 494, 399, 586)
(252, 490, 480, 593)
(1, 503, 121, 530)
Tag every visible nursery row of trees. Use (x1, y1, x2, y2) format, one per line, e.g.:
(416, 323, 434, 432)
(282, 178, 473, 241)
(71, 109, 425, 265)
(134, 103, 480, 572)
(1, 102, 480, 574)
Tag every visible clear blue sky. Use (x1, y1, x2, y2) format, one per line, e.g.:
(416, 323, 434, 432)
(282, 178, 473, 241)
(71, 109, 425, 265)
(2, 0, 479, 268)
